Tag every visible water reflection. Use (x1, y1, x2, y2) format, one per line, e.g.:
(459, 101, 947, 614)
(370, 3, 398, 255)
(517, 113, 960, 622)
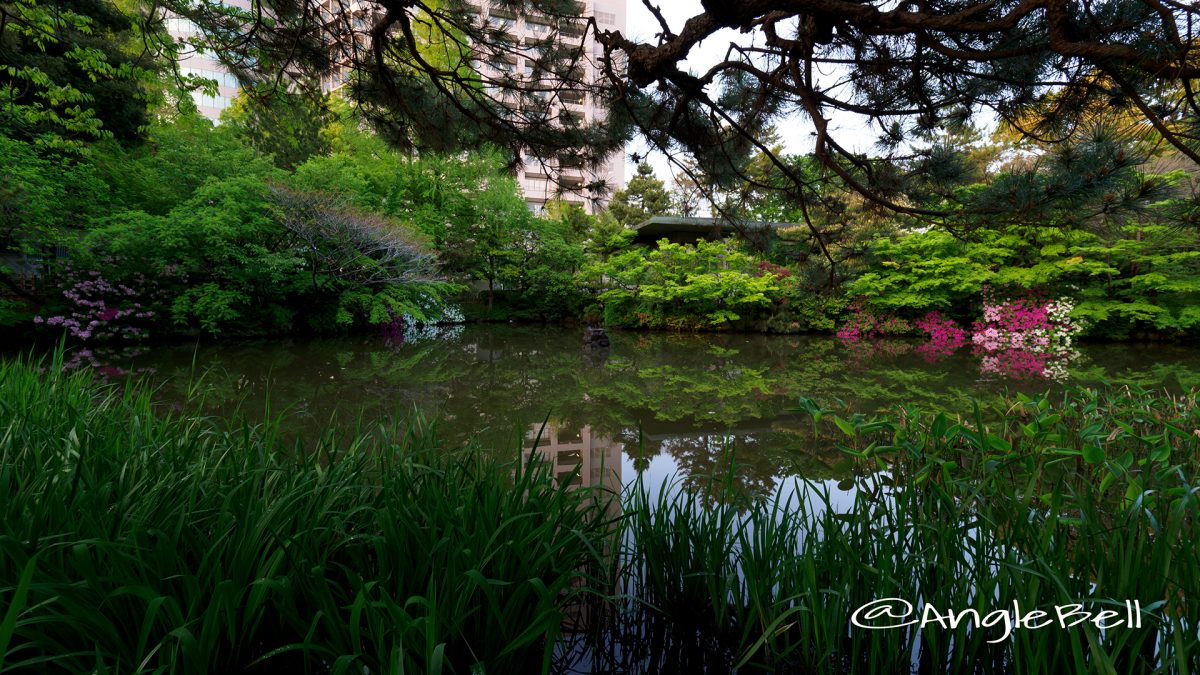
(18, 325, 1200, 493)
(524, 420, 622, 515)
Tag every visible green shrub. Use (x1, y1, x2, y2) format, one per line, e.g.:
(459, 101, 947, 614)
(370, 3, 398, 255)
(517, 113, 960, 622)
(584, 239, 783, 330)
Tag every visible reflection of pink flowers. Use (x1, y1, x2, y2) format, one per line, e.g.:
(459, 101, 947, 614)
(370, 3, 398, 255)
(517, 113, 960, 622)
(972, 327, 1001, 351)
(60, 344, 154, 380)
(972, 289, 1083, 381)
(978, 348, 1047, 379)
(914, 311, 966, 362)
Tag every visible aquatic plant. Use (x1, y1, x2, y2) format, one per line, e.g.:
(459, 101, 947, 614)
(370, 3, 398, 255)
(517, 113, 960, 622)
(0, 354, 612, 674)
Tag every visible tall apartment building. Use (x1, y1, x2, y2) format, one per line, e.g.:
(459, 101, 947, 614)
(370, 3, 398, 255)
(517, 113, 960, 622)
(166, 1, 626, 212)
(469, 0, 626, 214)
(165, 0, 250, 120)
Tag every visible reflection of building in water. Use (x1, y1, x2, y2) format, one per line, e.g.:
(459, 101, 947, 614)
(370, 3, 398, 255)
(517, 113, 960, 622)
(522, 421, 621, 633)
(522, 422, 621, 499)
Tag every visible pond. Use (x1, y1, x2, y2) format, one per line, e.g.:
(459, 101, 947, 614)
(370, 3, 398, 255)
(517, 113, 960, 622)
(9, 325, 1200, 672)
(43, 324, 1200, 502)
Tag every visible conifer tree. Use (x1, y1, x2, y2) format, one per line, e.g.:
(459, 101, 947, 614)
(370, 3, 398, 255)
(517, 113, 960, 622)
(607, 162, 672, 228)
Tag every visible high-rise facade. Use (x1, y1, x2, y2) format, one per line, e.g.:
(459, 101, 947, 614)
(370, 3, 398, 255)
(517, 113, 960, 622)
(166, 1, 626, 212)
(165, 1, 250, 120)
(468, 0, 626, 214)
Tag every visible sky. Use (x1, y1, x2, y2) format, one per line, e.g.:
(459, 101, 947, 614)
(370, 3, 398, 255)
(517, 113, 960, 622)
(618, 1, 876, 189)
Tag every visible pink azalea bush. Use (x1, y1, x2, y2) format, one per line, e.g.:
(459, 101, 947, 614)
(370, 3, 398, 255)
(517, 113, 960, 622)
(835, 300, 910, 343)
(914, 311, 967, 361)
(836, 290, 1083, 380)
(835, 301, 914, 364)
(972, 290, 1083, 380)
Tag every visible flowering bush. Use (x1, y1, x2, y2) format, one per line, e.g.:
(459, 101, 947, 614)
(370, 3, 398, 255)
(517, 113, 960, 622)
(972, 290, 1083, 380)
(914, 311, 967, 361)
(34, 268, 159, 341)
(835, 300, 910, 343)
(835, 300, 916, 365)
(837, 291, 1083, 380)
(756, 261, 793, 279)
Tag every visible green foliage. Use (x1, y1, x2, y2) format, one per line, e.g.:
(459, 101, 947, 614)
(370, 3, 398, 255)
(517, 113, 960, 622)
(79, 174, 302, 335)
(1069, 223, 1200, 336)
(292, 135, 585, 318)
(221, 89, 332, 170)
(0, 133, 107, 249)
(845, 228, 1001, 312)
(846, 219, 1200, 337)
(5, 113, 451, 338)
(584, 239, 782, 329)
(0, 0, 162, 149)
(583, 209, 635, 257)
(94, 115, 276, 216)
(0, 355, 612, 674)
(606, 162, 673, 228)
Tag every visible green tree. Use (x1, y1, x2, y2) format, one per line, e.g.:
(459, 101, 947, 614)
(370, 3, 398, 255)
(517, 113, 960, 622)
(606, 162, 672, 228)
(583, 239, 782, 330)
(94, 114, 275, 216)
(0, 0, 162, 149)
(844, 199, 1200, 339)
(222, 89, 332, 170)
(168, 0, 1200, 243)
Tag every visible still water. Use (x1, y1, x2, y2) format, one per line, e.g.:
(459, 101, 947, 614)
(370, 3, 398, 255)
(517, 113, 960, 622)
(53, 324, 1200, 501)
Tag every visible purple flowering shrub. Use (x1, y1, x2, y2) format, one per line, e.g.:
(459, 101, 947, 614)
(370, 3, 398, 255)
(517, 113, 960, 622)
(34, 265, 164, 341)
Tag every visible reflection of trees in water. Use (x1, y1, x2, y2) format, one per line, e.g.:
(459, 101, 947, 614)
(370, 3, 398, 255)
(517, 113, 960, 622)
(659, 434, 778, 504)
(50, 325, 1200, 487)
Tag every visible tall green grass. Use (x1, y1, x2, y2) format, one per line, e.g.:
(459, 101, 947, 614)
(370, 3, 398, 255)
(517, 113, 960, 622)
(2, 355, 1198, 673)
(587, 389, 1200, 673)
(0, 354, 614, 674)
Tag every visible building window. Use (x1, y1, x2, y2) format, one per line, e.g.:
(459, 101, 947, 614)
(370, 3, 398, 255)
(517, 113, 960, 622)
(165, 17, 199, 34)
(192, 91, 233, 110)
(596, 11, 616, 25)
(180, 67, 240, 88)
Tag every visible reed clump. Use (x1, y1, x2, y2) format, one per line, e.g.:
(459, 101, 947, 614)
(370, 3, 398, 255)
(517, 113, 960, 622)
(0, 354, 613, 674)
